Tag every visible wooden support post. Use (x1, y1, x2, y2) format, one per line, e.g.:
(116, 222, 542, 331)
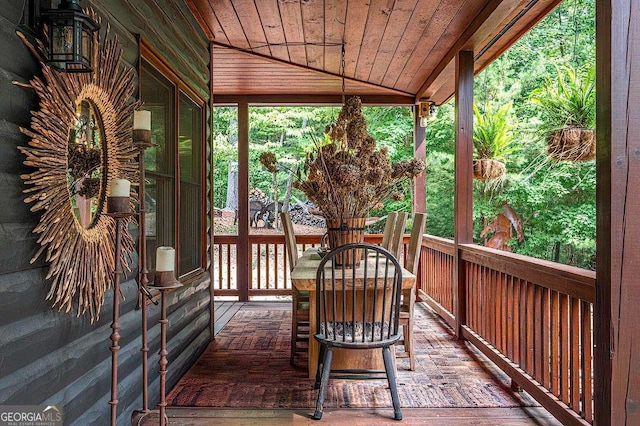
(209, 41, 216, 339)
(594, 1, 640, 425)
(237, 102, 250, 301)
(413, 106, 426, 215)
(454, 50, 474, 339)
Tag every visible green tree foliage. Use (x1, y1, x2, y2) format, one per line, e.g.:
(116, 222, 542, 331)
(425, 0, 596, 269)
(212, 105, 417, 220)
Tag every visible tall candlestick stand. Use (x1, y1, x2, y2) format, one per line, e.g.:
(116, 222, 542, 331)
(106, 197, 133, 426)
(133, 127, 155, 417)
(147, 274, 182, 426)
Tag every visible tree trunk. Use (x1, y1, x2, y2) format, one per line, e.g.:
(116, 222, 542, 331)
(225, 160, 238, 212)
(282, 172, 294, 213)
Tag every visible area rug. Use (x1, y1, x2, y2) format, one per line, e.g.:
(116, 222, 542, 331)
(167, 303, 537, 409)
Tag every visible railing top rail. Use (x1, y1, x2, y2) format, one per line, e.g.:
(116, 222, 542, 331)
(459, 243, 595, 302)
(422, 234, 455, 255)
(213, 234, 390, 244)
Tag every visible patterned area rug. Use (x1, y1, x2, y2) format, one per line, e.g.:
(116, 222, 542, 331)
(167, 304, 537, 409)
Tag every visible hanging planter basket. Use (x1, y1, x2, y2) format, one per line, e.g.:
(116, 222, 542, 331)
(547, 127, 596, 161)
(473, 158, 506, 180)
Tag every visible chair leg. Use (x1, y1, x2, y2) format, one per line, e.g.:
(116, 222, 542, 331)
(290, 325, 297, 365)
(313, 346, 333, 421)
(406, 318, 415, 371)
(314, 344, 326, 389)
(382, 346, 402, 421)
(290, 294, 299, 366)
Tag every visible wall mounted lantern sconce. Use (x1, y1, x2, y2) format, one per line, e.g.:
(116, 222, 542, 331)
(418, 101, 437, 127)
(29, 0, 100, 73)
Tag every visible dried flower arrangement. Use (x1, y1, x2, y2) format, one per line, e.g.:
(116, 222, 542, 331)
(293, 96, 425, 221)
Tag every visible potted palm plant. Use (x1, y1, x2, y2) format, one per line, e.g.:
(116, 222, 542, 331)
(472, 102, 517, 180)
(530, 65, 596, 161)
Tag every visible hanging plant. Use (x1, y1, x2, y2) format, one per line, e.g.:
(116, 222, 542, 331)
(472, 103, 517, 180)
(530, 65, 596, 161)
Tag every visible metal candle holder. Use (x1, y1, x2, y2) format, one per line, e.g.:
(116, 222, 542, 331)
(106, 198, 132, 426)
(132, 125, 154, 418)
(147, 278, 182, 426)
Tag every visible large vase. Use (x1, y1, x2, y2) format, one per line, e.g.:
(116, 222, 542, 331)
(326, 217, 367, 266)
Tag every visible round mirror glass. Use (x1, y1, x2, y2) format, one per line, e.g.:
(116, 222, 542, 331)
(67, 99, 105, 228)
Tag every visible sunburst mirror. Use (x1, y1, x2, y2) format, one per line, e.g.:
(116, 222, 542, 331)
(17, 15, 138, 322)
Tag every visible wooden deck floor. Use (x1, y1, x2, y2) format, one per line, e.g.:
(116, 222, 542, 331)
(139, 301, 561, 425)
(140, 406, 560, 425)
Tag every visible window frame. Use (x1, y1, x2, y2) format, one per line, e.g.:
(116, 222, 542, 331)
(140, 39, 207, 282)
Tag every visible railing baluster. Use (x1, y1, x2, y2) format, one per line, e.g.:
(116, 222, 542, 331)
(560, 293, 570, 404)
(226, 243, 232, 290)
(526, 282, 535, 373)
(274, 243, 279, 290)
(542, 287, 551, 389)
(570, 297, 581, 412)
(534, 285, 543, 383)
(551, 290, 560, 396)
(506, 275, 513, 360)
(513, 277, 521, 365)
(500, 271, 507, 354)
(581, 300, 593, 423)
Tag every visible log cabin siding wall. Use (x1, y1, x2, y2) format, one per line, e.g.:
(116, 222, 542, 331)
(0, 1, 211, 425)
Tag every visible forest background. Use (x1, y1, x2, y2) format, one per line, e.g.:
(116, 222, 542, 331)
(210, 0, 595, 270)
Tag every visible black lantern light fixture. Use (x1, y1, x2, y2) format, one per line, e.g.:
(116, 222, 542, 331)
(31, 0, 100, 73)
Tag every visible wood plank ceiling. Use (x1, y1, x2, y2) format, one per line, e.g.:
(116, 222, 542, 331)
(186, 0, 562, 104)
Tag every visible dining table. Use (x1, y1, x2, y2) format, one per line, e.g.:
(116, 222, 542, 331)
(291, 247, 416, 379)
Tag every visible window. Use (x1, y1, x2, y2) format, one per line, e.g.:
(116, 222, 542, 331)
(178, 94, 203, 275)
(140, 57, 205, 278)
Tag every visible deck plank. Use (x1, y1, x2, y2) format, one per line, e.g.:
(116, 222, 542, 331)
(213, 301, 244, 335)
(140, 406, 561, 425)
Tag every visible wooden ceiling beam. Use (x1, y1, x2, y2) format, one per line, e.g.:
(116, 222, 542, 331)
(212, 94, 415, 106)
(212, 42, 413, 97)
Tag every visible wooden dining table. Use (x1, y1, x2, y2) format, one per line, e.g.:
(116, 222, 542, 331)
(291, 248, 416, 379)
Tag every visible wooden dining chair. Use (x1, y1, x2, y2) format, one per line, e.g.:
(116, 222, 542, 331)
(380, 211, 398, 250)
(388, 211, 408, 258)
(312, 243, 404, 421)
(396, 212, 426, 371)
(281, 212, 310, 366)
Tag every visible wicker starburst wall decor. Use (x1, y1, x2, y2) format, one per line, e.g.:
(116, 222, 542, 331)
(16, 14, 138, 322)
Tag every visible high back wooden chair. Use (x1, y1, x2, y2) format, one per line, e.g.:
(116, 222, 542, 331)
(312, 243, 403, 421)
(380, 211, 398, 250)
(397, 212, 426, 371)
(388, 211, 408, 258)
(281, 212, 310, 366)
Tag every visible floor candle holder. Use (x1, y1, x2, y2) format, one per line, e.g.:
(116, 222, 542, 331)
(147, 275, 182, 426)
(132, 118, 154, 419)
(106, 196, 133, 426)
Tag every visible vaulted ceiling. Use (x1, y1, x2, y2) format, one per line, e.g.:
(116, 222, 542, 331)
(186, 0, 561, 104)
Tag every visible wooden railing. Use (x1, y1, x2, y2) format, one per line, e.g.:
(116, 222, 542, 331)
(416, 235, 456, 328)
(417, 237, 595, 426)
(212, 233, 595, 425)
(213, 234, 388, 296)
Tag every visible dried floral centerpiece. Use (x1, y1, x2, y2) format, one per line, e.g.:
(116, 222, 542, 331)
(294, 96, 424, 256)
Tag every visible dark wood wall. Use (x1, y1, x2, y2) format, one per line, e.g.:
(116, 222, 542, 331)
(0, 1, 211, 425)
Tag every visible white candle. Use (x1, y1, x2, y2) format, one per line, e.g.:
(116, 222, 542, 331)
(156, 246, 175, 272)
(133, 110, 151, 130)
(109, 178, 130, 197)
